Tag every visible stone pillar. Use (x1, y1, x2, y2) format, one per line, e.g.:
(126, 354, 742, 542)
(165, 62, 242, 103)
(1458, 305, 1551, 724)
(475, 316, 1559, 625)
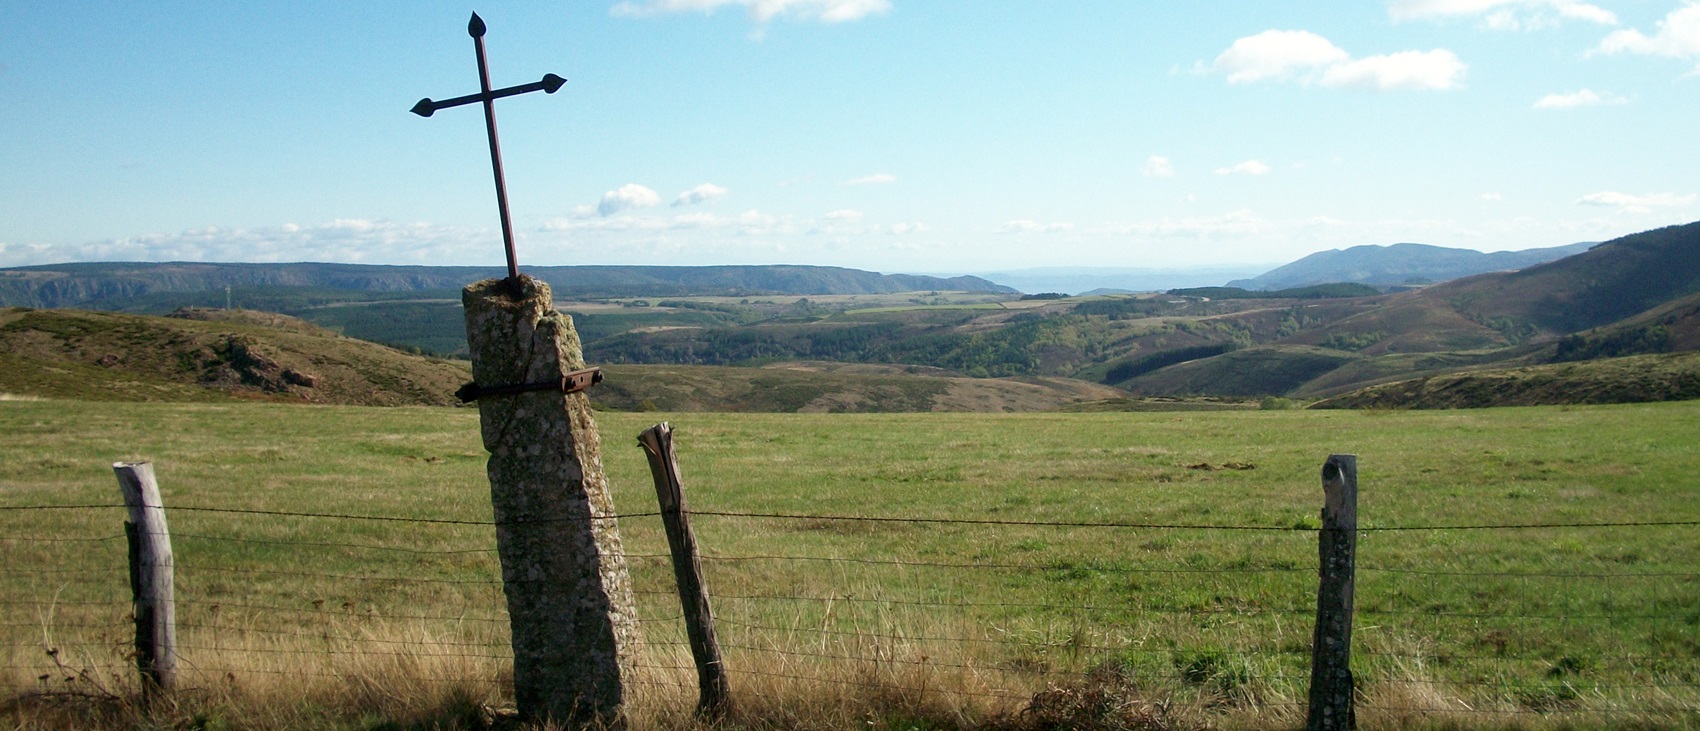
(462, 275, 639, 727)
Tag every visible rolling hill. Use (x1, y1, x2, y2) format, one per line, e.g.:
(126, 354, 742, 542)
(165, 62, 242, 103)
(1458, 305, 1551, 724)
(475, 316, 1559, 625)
(0, 262, 1014, 310)
(0, 307, 469, 405)
(0, 306, 1130, 412)
(6, 221, 1698, 410)
(1310, 352, 1700, 409)
(1226, 240, 1593, 291)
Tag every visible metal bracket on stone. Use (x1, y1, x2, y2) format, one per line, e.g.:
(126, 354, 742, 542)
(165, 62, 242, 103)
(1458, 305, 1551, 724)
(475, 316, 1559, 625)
(456, 367, 603, 403)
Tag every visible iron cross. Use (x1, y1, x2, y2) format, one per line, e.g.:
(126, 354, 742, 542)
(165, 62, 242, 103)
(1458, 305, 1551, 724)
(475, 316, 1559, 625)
(412, 12, 566, 284)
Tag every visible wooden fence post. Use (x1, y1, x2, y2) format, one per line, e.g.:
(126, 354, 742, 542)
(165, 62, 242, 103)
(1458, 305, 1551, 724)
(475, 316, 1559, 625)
(1308, 454, 1358, 731)
(637, 423, 730, 718)
(113, 462, 176, 702)
(462, 276, 640, 728)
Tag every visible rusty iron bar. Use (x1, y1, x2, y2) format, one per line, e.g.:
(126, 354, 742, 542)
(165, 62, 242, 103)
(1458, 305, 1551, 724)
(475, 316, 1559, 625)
(455, 367, 603, 403)
(410, 74, 565, 118)
(470, 13, 518, 283)
(410, 12, 566, 286)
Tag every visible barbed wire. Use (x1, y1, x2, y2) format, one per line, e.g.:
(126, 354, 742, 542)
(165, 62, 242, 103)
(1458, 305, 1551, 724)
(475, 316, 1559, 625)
(5, 495, 1697, 724)
(693, 552, 1310, 574)
(169, 531, 499, 556)
(706, 590, 1315, 617)
(9, 500, 1694, 533)
(0, 533, 127, 543)
(688, 509, 1700, 532)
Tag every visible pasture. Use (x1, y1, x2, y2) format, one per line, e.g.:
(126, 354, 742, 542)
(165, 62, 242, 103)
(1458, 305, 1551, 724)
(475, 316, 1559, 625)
(3, 399, 1698, 729)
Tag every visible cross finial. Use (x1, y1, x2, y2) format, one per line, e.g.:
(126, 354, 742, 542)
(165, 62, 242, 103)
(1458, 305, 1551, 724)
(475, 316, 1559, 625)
(412, 12, 566, 286)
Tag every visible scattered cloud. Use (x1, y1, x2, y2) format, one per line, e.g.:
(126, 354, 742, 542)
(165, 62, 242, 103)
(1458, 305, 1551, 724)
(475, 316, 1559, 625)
(672, 183, 730, 207)
(1388, 0, 1618, 29)
(610, 0, 891, 24)
(845, 173, 896, 186)
(1215, 160, 1272, 176)
(1321, 50, 1467, 90)
(543, 208, 801, 236)
(1209, 30, 1466, 90)
(0, 220, 490, 268)
(997, 220, 1074, 234)
(1576, 191, 1696, 213)
(1211, 30, 1349, 84)
(1533, 88, 1628, 109)
(1142, 156, 1175, 178)
(1594, 3, 1700, 72)
(597, 183, 662, 216)
(1481, 192, 1504, 201)
(823, 209, 864, 221)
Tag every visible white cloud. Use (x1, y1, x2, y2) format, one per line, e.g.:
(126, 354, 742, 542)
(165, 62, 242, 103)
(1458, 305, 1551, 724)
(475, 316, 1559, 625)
(1594, 3, 1700, 72)
(823, 209, 864, 221)
(610, 0, 890, 23)
(1210, 30, 1466, 91)
(672, 183, 730, 207)
(1481, 192, 1504, 201)
(1142, 155, 1175, 178)
(543, 207, 802, 236)
(0, 220, 490, 268)
(997, 220, 1073, 234)
(1211, 30, 1349, 84)
(597, 183, 662, 217)
(1533, 88, 1628, 109)
(1215, 160, 1272, 176)
(1576, 191, 1697, 214)
(1388, 0, 1618, 28)
(845, 173, 896, 185)
(1320, 50, 1467, 90)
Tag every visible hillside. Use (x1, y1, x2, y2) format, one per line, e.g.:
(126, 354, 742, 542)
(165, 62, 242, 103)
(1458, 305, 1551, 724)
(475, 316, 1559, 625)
(0, 262, 1014, 309)
(6, 222, 1696, 406)
(1310, 352, 1700, 409)
(1435, 222, 1700, 335)
(1287, 222, 1700, 359)
(0, 307, 469, 405)
(592, 362, 1131, 413)
(0, 307, 1130, 412)
(1226, 241, 1593, 291)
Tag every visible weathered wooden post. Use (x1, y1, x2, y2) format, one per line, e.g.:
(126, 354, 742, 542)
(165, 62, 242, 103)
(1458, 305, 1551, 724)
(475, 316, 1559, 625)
(112, 462, 176, 702)
(1308, 454, 1358, 731)
(463, 275, 640, 727)
(638, 423, 730, 718)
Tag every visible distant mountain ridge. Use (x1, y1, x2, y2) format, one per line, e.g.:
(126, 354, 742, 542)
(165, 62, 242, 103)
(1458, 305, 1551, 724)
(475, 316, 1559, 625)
(973, 265, 1271, 295)
(0, 262, 1014, 309)
(1227, 241, 1594, 291)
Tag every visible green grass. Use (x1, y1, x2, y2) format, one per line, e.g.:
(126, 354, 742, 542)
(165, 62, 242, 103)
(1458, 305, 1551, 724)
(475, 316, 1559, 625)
(1314, 351, 1700, 408)
(3, 400, 1698, 729)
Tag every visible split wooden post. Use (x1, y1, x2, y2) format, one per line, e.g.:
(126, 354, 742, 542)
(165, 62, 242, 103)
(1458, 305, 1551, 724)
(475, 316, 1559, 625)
(1308, 454, 1358, 731)
(112, 462, 176, 702)
(637, 423, 730, 718)
(462, 275, 640, 728)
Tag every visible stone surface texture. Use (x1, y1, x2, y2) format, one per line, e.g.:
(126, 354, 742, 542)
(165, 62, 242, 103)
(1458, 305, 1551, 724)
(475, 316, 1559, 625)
(462, 276, 639, 727)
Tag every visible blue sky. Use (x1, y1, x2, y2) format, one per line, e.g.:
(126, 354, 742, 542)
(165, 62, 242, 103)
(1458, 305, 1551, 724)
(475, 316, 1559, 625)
(1, 1, 1697, 273)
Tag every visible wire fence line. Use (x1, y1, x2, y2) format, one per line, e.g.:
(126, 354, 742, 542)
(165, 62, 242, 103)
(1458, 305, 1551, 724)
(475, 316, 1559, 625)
(10, 501, 1697, 531)
(4, 495, 1698, 725)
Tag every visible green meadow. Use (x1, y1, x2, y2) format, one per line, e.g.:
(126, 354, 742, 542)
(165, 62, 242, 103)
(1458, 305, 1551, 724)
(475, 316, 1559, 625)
(3, 399, 1698, 729)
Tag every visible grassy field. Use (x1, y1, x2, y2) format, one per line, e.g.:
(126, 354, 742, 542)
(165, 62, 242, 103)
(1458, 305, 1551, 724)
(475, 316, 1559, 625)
(2, 399, 1698, 729)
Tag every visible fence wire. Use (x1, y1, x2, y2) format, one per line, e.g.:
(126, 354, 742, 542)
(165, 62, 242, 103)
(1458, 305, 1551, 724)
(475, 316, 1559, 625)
(4, 497, 1697, 726)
